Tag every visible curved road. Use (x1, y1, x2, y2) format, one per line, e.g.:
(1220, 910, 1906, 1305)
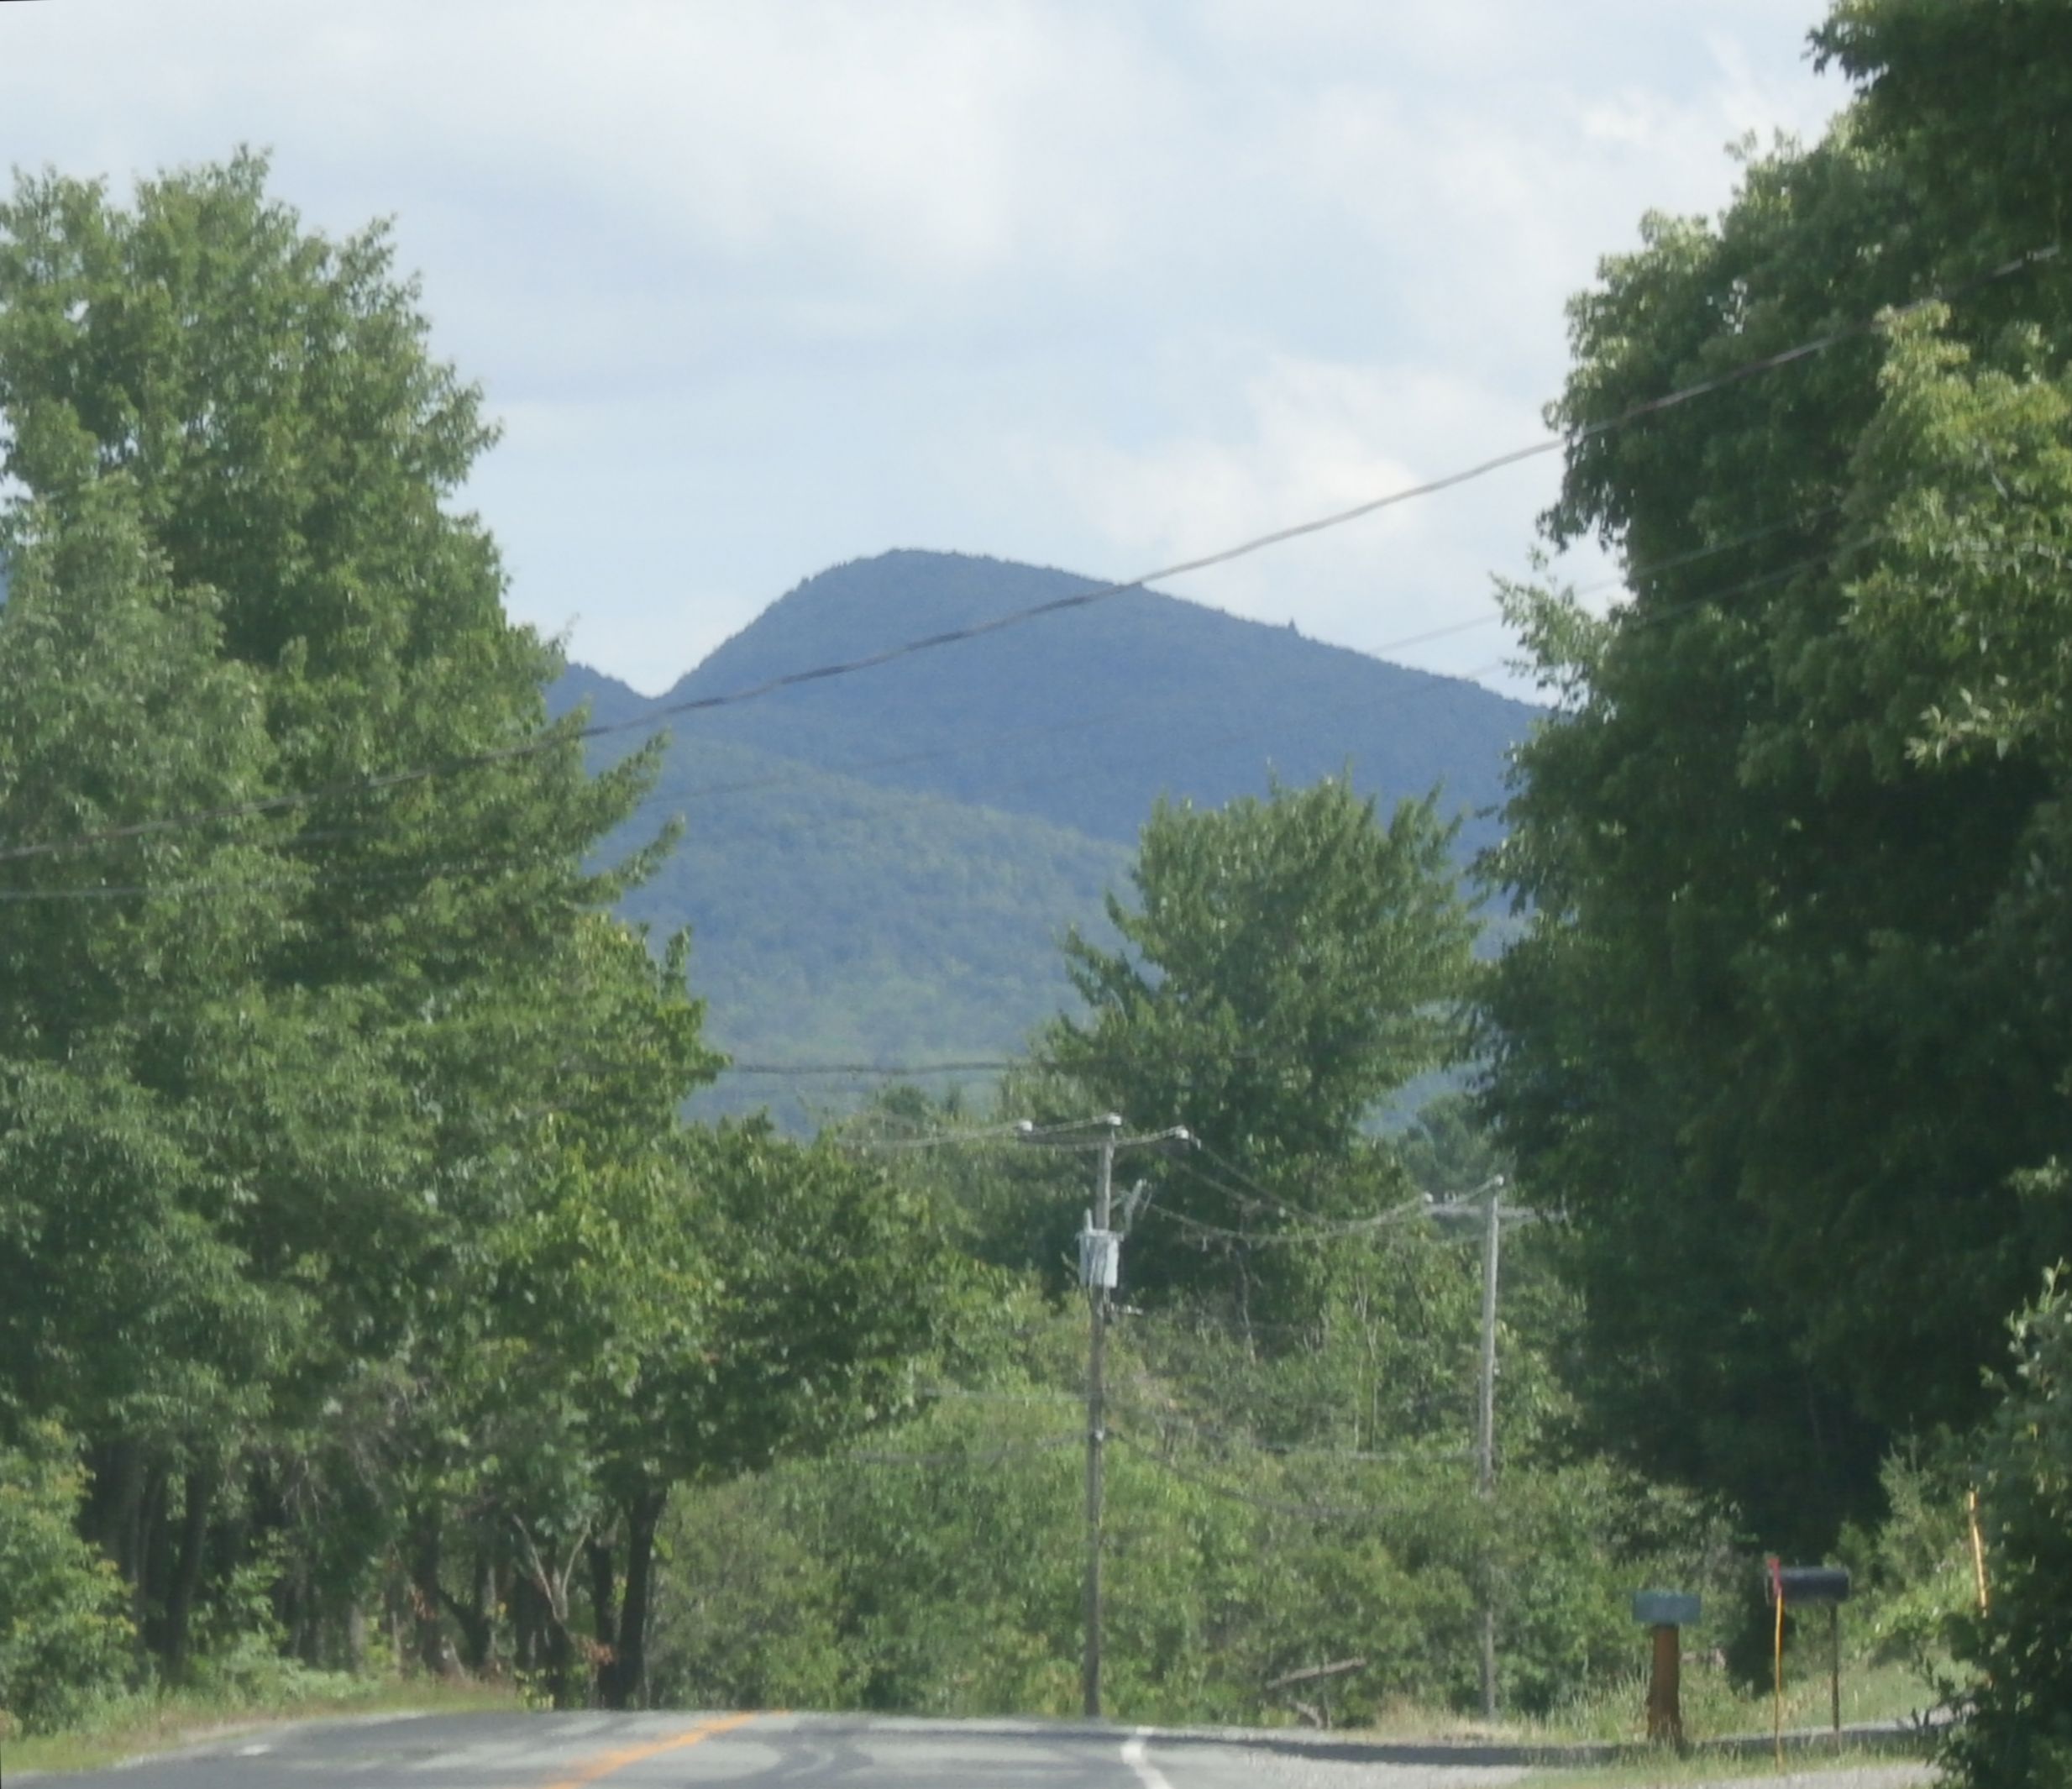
(36, 1709, 1934, 1789)
(40, 1710, 1541, 1789)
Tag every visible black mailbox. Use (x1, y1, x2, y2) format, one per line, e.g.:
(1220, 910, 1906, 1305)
(1767, 1566, 1851, 1605)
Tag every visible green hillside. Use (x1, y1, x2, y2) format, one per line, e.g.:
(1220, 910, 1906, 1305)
(555, 551, 1534, 1115)
(655, 550, 1530, 851)
(592, 732, 1125, 1119)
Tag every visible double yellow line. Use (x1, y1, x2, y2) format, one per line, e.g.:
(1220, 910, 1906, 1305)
(539, 1710, 763, 1788)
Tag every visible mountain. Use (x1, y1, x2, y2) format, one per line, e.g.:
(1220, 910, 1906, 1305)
(648, 550, 1524, 852)
(608, 734, 1128, 1124)
(553, 550, 1536, 1116)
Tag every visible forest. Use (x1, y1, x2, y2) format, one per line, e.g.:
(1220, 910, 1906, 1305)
(3, 5, 2072, 1786)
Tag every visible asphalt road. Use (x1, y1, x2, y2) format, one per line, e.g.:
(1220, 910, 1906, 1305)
(39, 1710, 1545, 1789)
(33, 1709, 1941, 1789)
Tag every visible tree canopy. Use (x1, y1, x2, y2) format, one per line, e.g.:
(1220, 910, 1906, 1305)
(1031, 776, 1477, 1320)
(1481, 1, 2072, 1550)
(0, 151, 959, 1718)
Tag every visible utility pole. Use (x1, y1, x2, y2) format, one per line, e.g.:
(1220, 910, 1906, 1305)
(1477, 1179, 1503, 1721)
(1424, 1175, 1535, 1723)
(1083, 1118, 1116, 1721)
(1016, 1115, 1188, 1719)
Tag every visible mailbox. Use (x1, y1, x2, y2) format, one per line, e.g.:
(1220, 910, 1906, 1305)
(1764, 1561, 1853, 1746)
(1630, 1589, 1700, 1745)
(1632, 1590, 1702, 1629)
(1767, 1566, 1851, 1606)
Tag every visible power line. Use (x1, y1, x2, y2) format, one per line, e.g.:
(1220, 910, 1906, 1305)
(1186, 1136, 1347, 1228)
(846, 1434, 1081, 1468)
(4, 247, 2052, 870)
(1114, 1393, 1474, 1466)
(916, 1387, 1083, 1407)
(18, 528, 1821, 1081)
(0, 527, 1866, 913)
(1152, 1198, 1430, 1251)
(0, 847, 584, 904)
(1107, 1431, 1377, 1523)
(842, 1114, 1125, 1152)
(578, 505, 1850, 826)
(729, 1057, 1014, 1077)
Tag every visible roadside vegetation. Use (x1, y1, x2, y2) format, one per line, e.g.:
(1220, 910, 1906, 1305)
(2, 3, 2070, 1784)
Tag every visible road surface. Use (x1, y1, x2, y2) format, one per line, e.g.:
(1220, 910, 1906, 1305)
(31, 1710, 1537, 1789)
(32, 1709, 1935, 1789)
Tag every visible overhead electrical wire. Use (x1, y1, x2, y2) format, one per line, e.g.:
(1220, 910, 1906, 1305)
(1186, 1135, 1360, 1228)
(1106, 1431, 1380, 1523)
(1113, 1395, 1474, 1465)
(0, 525, 1864, 916)
(1152, 1198, 1433, 1250)
(1, 243, 2054, 871)
(689, 524, 1882, 1084)
(842, 1113, 1126, 1152)
(846, 1434, 1081, 1468)
(643, 503, 1850, 816)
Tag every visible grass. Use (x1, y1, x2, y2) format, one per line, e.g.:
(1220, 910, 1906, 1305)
(1517, 1744, 1932, 1787)
(1522, 1655, 1943, 1747)
(2, 1673, 517, 1776)
(1302, 1653, 1944, 1781)
(1508, 1653, 1943, 1784)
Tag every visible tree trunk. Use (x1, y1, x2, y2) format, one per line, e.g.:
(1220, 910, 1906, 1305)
(136, 1462, 170, 1649)
(543, 1614, 576, 1709)
(511, 1569, 543, 1677)
(165, 1468, 214, 1679)
(600, 1487, 668, 1711)
(438, 1546, 496, 1671)
(85, 1439, 150, 1642)
(586, 1535, 619, 1658)
(408, 1509, 448, 1676)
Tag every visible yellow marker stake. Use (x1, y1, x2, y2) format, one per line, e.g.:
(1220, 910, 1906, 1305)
(1773, 1582, 1786, 1771)
(1970, 1487, 1991, 1615)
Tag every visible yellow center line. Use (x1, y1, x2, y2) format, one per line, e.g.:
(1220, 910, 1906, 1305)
(538, 1709, 763, 1788)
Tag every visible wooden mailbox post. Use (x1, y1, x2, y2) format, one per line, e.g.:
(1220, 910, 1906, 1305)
(1765, 1564, 1852, 1750)
(1631, 1590, 1701, 1745)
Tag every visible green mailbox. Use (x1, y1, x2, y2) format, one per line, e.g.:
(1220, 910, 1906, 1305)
(1631, 1589, 1701, 1746)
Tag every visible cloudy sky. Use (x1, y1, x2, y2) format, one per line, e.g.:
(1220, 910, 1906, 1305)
(0, 1, 1849, 696)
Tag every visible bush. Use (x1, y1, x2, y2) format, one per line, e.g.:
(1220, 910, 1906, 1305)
(1944, 1267, 2072, 1788)
(1837, 1441, 1975, 1683)
(648, 1476, 860, 1713)
(0, 1425, 134, 1733)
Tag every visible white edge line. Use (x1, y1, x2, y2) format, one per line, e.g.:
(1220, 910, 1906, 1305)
(1122, 1728, 1177, 1789)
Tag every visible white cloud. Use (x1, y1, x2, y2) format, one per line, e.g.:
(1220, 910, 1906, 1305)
(989, 344, 1571, 689)
(0, 0, 1849, 693)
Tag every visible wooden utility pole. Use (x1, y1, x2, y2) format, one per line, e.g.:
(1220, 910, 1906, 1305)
(1083, 1117, 1116, 1719)
(1016, 1115, 1188, 1719)
(1477, 1181, 1502, 1720)
(1425, 1175, 1529, 1723)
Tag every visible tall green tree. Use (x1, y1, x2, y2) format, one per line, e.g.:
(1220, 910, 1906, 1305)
(571, 1118, 968, 1708)
(0, 151, 711, 1683)
(1033, 777, 1477, 1319)
(0, 475, 301, 1650)
(1480, 2, 2072, 1545)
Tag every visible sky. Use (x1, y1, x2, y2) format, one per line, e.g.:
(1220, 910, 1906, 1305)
(0, 1, 1850, 698)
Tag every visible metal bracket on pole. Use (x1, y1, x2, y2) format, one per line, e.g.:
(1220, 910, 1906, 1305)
(1078, 1216, 1120, 1290)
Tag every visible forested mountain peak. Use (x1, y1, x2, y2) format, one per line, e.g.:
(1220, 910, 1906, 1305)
(580, 548, 1533, 851)
(543, 548, 1531, 1106)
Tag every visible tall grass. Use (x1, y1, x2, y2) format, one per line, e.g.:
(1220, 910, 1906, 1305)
(2, 1673, 516, 1776)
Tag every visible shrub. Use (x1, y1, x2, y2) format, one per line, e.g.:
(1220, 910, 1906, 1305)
(0, 1425, 134, 1733)
(1945, 1267, 2072, 1787)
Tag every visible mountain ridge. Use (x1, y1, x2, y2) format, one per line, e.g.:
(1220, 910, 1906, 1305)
(574, 548, 1532, 850)
(551, 549, 1534, 1114)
